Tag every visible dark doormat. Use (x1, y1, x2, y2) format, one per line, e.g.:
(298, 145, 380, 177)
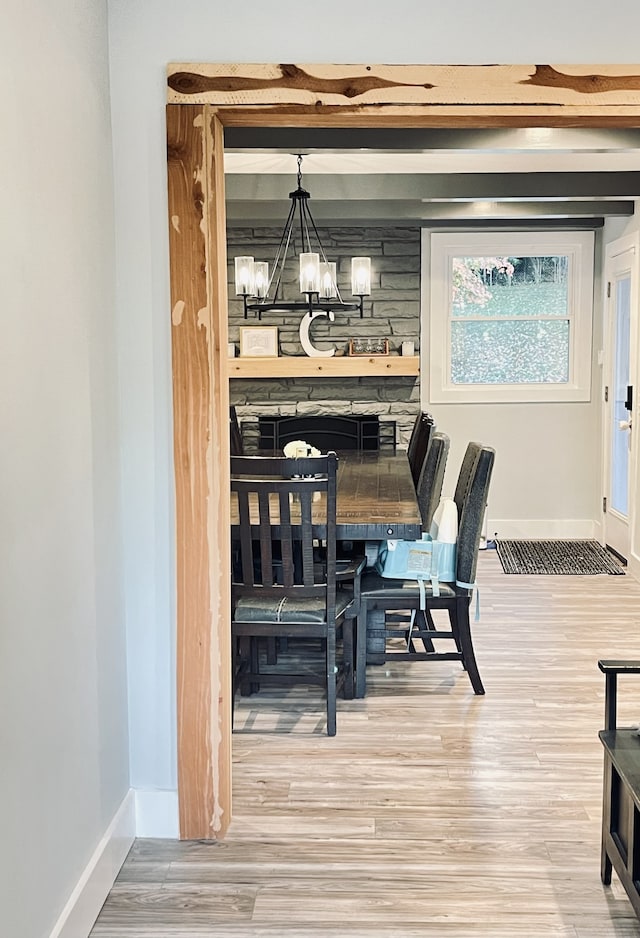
(496, 539, 625, 576)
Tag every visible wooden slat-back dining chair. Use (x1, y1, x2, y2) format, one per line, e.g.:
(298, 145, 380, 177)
(230, 452, 359, 736)
(230, 405, 244, 456)
(354, 442, 495, 698)
(407, 412, 436, 488)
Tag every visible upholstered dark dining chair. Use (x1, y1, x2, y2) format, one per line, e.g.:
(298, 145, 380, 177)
(354, 442, 495, 698)
(230, 452, 360, 736)
(380, 431, 449, 660)
(407, 412, 436, 488)
(417, 431, 450, 530)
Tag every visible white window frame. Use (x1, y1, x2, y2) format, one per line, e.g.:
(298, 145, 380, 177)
(423, 230, 594, 404)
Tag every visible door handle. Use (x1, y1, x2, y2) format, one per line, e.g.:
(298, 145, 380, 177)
(619, 419, 632, 431)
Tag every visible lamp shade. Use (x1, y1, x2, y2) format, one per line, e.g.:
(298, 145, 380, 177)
(318, 262, 337, 299)
(235, 256, 255, 296)
(253, 262, 269, 298)
(300, 253, 320, 294)
(351, 257, 371, 296)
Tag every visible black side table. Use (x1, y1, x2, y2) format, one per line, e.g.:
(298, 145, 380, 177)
(599, 659, 640, 920)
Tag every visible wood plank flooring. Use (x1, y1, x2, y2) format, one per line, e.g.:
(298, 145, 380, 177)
(91, 552, 640, 936)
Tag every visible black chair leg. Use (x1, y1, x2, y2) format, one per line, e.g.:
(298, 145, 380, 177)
(238, 636, 260, 695)
(342, 618, 355, 700)
(355, 604, 369, 699)
(231, 638, 238, 729)
(326, 630, 337, 736)
(418, 609, 436, 653)
(266, 637, 278, 665)
(453, 596, 485, 695)
(238, 636, 252, 696)
(447, 608, 464, 659)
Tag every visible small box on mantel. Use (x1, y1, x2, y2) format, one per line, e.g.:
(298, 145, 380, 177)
(348, 337, 389, 356)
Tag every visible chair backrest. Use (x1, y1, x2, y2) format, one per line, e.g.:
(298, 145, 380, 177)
(416, 431, 450, 531)
(455, 444, 495, 585)
(407, 412, 436, 487)
(230, 453, 338, 615)
(230, 406, 244, 456)
(453, 441, 482, 518)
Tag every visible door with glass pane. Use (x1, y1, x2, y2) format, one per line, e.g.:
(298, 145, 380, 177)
(603, 237, 638, 562)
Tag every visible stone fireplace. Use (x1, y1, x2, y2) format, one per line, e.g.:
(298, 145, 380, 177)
(227, 225, 421, 449)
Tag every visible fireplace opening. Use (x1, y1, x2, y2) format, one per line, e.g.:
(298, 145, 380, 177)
(257, 414, 396, 453)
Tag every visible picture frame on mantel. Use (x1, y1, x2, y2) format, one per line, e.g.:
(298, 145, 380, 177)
(239, 325, 278, 357)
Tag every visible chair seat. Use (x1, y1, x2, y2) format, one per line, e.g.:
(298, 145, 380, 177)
(360, 571, 457, 600)
(234, 589, 354, 624)
(335, 555, 366, 579)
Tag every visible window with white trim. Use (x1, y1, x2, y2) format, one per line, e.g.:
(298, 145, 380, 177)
(424, 231, 594, 403)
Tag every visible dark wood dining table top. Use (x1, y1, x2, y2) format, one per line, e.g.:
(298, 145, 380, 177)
(334, 451, 422, 539)
(231, 451, 422, 541)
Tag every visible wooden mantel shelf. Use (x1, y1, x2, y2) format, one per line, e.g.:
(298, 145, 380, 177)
(228, 355, 419, 379)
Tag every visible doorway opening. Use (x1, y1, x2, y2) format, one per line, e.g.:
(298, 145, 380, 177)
(166, 64, 640, 838)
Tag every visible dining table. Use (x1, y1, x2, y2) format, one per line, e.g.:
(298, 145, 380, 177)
(230, 450, 423, 541)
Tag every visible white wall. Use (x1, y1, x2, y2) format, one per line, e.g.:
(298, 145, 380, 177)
(1, 2, 130, 936)
(106, 0, 640, 818)
(425, 400, 603, 540)
(422, 231, 604, 538)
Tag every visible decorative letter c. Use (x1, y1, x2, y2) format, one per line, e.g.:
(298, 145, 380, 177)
(299, 310, 336, 358)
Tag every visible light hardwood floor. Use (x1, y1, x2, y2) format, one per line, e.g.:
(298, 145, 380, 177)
(92, 552, 640, 937)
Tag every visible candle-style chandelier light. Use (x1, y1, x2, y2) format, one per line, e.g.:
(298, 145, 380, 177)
(234, 154, 371, 320)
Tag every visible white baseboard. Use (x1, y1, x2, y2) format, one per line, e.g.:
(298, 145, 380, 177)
(627, 552, 640, 582)
(488, 519, 598, 540)
(49, 790, 135, 938)
(135, 789, 179, 838)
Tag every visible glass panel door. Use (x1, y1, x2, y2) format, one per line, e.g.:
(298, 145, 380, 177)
(611, 275, 631, 517)
(603, 233, 638, 564)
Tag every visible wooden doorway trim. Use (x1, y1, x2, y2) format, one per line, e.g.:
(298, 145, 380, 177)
(165, 63, 640, 839)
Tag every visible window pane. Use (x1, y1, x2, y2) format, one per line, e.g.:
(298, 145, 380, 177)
(427, 231, 593, 402)
(452, 255, 569, 319)
(451, 320, 570, 384)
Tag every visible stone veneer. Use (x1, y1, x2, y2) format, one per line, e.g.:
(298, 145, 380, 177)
(227, 225, 421, 450)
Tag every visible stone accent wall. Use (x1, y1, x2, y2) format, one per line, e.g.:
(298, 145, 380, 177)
(227, 226, 421, 450)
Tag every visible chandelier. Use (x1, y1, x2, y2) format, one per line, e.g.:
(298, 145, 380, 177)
(234, 155, 371, 320)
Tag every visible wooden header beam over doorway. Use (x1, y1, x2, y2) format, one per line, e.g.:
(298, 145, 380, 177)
(167, 63, 640, 123)
(166, 62, 640, 840)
